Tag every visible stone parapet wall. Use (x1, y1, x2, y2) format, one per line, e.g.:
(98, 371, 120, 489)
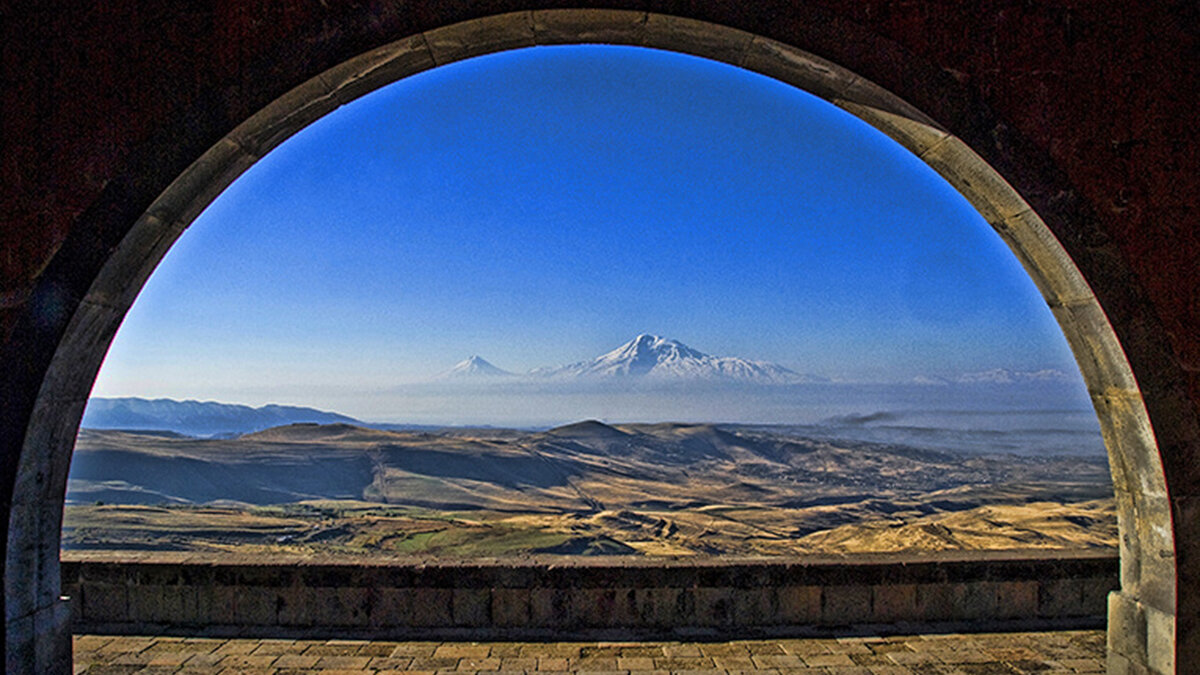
(61, 551, 1116, 638)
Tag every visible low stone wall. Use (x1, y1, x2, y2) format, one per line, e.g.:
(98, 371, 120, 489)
(61, 550, 1117, 638)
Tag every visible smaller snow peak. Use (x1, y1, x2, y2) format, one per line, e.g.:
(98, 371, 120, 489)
(440, 355, 514, 379)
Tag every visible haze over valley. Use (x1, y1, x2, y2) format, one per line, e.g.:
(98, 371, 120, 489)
(85, 335, 1104, 458)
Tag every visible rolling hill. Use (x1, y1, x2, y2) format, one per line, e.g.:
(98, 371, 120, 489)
(64, 421, 1115, 557)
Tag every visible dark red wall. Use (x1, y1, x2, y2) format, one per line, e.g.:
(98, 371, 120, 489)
(2, 0, 1196, 657)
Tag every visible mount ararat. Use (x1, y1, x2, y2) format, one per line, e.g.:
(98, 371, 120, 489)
(438, 334, 825, 384)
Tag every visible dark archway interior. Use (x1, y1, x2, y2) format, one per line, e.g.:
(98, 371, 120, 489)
(2, 5, 1195, 674)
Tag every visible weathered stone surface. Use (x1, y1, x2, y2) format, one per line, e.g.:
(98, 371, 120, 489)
(1110, 591, 1149, 667)
(919, 135, 1033, 225)
(871, 583, 916, 623)
(1146, 601, 1176, 675)
(777, 586, 821, 623)
(423, 12, 536, 66)
(60, 551, 1118, 636)
(532, 9, 648, 46)
(451, 587, 490, 627)
(822, 585, 872, 624)
(321, 34, 435, 108)
(491, 588, 529, 627)
(642, 14, 754, 68)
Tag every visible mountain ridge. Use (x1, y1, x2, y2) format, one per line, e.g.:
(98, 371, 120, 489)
(445, 334, 824, 385)
(530, 334, 816, 384)
(82, 397, 362, 438)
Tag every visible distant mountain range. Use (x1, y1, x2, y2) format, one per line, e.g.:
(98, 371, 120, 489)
(439, 334, 826, 385)
(85, 336, 1078, 437)
(911, 368, 1072, 385)
(81, 398, 362, 438)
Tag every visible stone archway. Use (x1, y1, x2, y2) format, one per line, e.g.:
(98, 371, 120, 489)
(2, 10, 1177, 674)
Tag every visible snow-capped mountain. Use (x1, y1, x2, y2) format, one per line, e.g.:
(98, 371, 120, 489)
(437, 355, 514, 379)
(529, 334, 817, 384)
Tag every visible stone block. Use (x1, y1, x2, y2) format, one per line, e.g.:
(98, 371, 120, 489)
(837, 101, 950, 158)
(573, 588, 618, 628)
(128, 583, 181, 625)
(83, 214, 183, 312)
(14, 394, 87, 501)
(914, 583, 956, 621)
(742, 36, 857, 104)
(206, 584, 237, 625)
(229, 62, 340, 154)
(233, 586, 278, 626)
(410, 588, 452, 627)
(319, 586, 369, 627)
(492, 588, 530, 627)
(993, 208, 1097, 309)
(642, 14, 754, 67)
(777, 585, 821, 623)
(530, 587, 571, 628)
(1133, 496, 1178, 609)
(823, 584, 872, 624)
(954, 581, 998, 620)
(871, 584, 916, 623)
(9, 488, 74, 628)
(81, 583, 127, 624)
(322, 33, 435, 108)
(732, 587, 774, 626)
(275, 585, 312, 627)
(1107, 649, 1154, 675)
(1040, 578, 1085, 618)
(994, 581, 1039, 620)
(532, 9, 648, 45)
(452, 587, 491, 626)
(370, 587, 414, 628)
(693, 587, 735, 627)
(1146, 602, 1175, 674)
(424, 12, 537, 66)
(634, 587, 681, 627)
(1053, 302, 1144, 397)
(921, 135, 1034, 225)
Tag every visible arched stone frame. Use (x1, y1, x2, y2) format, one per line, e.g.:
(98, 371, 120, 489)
(2, 10, 1175, 674)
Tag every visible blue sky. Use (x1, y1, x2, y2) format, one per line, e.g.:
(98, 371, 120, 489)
(90, 45, 1083, 420)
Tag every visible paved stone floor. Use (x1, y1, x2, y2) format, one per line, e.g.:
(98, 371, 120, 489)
(73, 630, 1106, 674)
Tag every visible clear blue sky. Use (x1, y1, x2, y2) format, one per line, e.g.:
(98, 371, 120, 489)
(91, 45, 1081, 418)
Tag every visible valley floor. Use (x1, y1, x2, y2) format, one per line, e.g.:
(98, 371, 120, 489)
(72, 630, 1106, 673)
(65, 422, 1116, 558)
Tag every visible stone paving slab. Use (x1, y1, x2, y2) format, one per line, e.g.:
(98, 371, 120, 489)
(73, 630, 1105, 673)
